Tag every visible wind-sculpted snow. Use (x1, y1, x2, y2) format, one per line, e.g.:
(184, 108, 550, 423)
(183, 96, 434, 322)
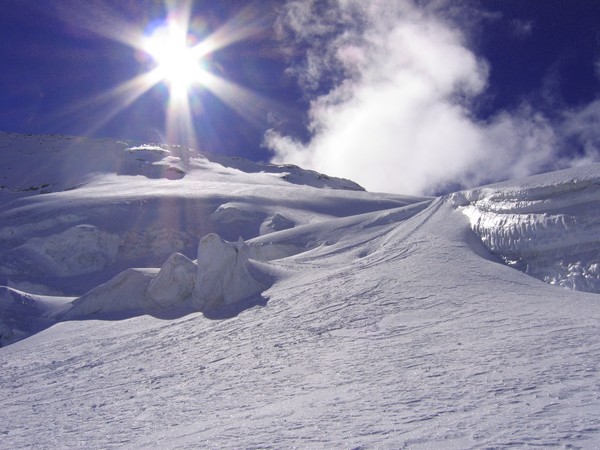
(4, 133, 600, 448)
(3, 193, 600, 448)
(453, 165, 600, 293)
(0, 132, 417, 295)
(60, 235, 273, 322)
(0, 286, 71, 346)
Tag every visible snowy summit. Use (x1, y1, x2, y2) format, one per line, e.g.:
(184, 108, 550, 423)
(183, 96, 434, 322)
(2, 132, 600, 448)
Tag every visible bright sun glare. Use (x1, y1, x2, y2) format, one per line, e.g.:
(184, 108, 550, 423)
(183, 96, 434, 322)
(64, 1, 266, 149)
(142, 24, 208, 96)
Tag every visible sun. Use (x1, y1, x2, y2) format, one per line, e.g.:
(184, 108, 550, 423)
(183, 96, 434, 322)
(57, 0, 268, 148)
(142, 24, 208, 97)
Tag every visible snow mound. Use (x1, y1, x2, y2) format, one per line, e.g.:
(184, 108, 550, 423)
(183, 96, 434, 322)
(0, 287, 70, 347)
(260, 213, 295, 234)
(122, 146, 185, 180)
(61, 234, 272, 320)
(193, 234, 270, 311)
(275, 164, 364, 190)
(146, 252, 197, 307)
(126, 145, 171, 154)
(61, 268, 158, 319)
(454, 165, 600, 293)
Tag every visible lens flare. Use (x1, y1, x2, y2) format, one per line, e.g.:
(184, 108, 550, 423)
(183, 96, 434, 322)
(44, 1, 275, 150)
(142, 23, 209, 93)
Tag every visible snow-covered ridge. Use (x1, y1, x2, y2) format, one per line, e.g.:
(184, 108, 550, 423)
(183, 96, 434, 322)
(0, 132, 415, 295)
(0, 132, 423, 346)
(452, 164, 600, 293)
(0, 132, 363, 207)
(4, 136, 600, 447)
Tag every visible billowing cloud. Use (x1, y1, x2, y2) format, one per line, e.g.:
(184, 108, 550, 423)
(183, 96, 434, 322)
(265, 0, 596, 195)
(561, 100, 600, 165)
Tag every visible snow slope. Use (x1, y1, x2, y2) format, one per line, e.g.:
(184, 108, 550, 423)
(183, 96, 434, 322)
(2, 132, 600, 448)
(0, 132, 416, 295)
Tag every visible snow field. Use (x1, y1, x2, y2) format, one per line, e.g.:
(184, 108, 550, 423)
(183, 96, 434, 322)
(3, 197, 600, 448)
(2, 133, 600, 447)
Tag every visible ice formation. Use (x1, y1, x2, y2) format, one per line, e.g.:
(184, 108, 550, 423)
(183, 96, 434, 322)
(4, 133, 600, 448)
(146, 252, 197, 307)
(61, 269, 158, 319)
(58, 234, 271, 321)
(454, 171, 600, 293)
(193, 234, 269, 311)
(8, 224, 120, 277)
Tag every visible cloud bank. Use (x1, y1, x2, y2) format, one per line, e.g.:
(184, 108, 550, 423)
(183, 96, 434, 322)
(265, 0, 599, 195)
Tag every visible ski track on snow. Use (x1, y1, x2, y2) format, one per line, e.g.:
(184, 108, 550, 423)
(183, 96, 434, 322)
(2, 134, 600, 448)
(2, 200, 600, 448)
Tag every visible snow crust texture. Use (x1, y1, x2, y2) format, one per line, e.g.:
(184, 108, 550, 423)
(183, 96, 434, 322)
(3, 191, 600, 449)
(3, 133, 600, 448)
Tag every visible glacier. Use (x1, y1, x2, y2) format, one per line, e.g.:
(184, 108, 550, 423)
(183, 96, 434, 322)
(454, 167, 600, 293)
(1, 132, 600, 448)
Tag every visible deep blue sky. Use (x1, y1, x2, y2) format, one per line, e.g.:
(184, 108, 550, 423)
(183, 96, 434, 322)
(479, 0, 600, 114)
(1, 0, 600, 169)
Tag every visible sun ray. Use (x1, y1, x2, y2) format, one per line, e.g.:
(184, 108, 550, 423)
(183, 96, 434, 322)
(199, 71, 282, 130)
(189, 4, 268, 59)
(38, 0, 270, 150)
(39, 68, 163, 138)
(52, 0, 146, 49)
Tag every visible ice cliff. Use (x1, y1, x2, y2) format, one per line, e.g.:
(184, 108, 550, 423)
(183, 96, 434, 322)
(453, 167, 600, 293)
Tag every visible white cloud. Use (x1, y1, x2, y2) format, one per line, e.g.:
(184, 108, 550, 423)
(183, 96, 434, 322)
(266, 0, 574, 195)
(561, 100, 600, 165)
